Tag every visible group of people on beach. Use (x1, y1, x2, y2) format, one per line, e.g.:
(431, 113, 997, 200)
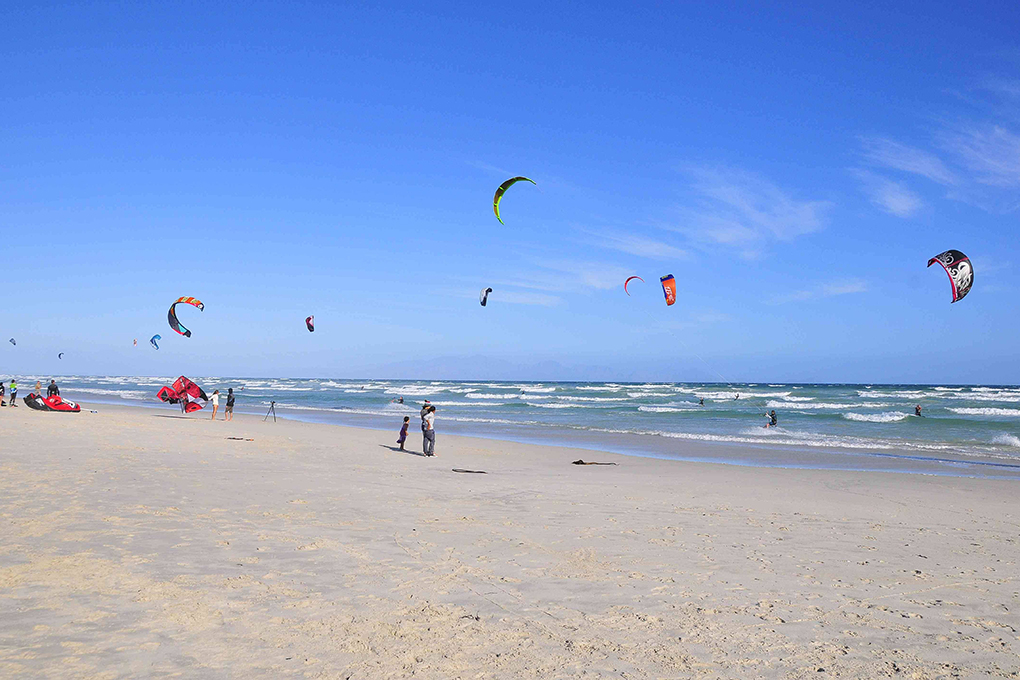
(207, 388, 236, 421)
(396, 400, 437, 456)
(0, 379, 60, 407)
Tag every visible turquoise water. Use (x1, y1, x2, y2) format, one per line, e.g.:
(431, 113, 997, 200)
(30, 376, 1020, 478)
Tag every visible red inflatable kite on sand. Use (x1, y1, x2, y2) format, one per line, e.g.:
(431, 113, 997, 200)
(156, 376, 209, 413)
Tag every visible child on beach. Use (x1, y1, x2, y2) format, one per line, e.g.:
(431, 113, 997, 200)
(9, 379, 17, 407)
(397, 416, 410, 450)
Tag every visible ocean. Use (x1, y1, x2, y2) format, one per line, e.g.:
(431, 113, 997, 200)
(24, 376, 1020, 479)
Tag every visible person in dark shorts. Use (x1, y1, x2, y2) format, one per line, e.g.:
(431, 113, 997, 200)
(47, 380, 60, 397)
(225, 388, 235, 421)
(9, 379, 18, 407)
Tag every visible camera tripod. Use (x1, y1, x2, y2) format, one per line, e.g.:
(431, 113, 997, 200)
(264, 400, 277, 422)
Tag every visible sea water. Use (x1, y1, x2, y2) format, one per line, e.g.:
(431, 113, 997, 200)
(25, 376, 1020, 479)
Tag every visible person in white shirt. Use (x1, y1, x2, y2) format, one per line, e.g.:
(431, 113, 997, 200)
(210, 390, 220, 420)
(422, 406, 436, 457)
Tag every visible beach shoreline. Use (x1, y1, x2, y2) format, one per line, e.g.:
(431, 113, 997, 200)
(2, 402, 1019, 677)
(61, 391, 1020, 480)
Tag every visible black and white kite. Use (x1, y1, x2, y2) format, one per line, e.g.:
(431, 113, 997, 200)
(927, 249, 973, 303)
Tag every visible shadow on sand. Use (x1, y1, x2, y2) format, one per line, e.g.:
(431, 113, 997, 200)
(379, 444, 427, 457)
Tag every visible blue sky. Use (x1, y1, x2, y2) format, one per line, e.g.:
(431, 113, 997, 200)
(2, 1, 1018, 382)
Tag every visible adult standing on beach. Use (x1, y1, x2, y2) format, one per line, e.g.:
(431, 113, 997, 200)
(9, 379, 18, 407)
(423, 406, 436, 457)
(419, 400, 431, 434)
(225, 388, 235, 421)
(0, 380, 5, 407)
(47, 380, 59, 397)
(210, 390, 220, 420)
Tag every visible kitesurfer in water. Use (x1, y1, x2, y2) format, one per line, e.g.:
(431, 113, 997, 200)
(699, 397, 704, 406)
(915, 405, 922, 417)
(47, 380, 59, 397)
(763, 410, 777, 428)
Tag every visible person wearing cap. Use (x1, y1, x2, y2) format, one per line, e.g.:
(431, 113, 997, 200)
(422, 405, 436, 457)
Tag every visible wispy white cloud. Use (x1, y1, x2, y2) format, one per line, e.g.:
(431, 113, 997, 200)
(942, 125, 1020, 188)
(859, 137, 957, 185)
(769, 279, 868, 305)
(466, 160, 512, 176)
(666, 167, 831, 258)
(497, 260, 635, 294)
(853, 170, 924, 217)
(586, 230, 689, 260)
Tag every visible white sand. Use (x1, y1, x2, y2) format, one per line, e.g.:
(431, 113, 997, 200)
(1, 402, 1018, 678)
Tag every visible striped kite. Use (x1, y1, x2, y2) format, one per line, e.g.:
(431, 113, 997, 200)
(167, 297, 204, 337)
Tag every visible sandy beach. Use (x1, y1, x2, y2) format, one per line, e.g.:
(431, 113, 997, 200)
(1, 403, 1018, 678)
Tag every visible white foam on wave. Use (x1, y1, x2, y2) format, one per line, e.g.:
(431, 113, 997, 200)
(638, 405, 699, 413)
(700, 390, 792, 399)
(583, 425, 957, 453)
(559, 395, 630, 402)
(524, 402, 588, 409)
(66, 387, 150, 400)
(577, 385, 622, 392)
(467, 392, 521, 400)
(385, 386, 443, 397)
(768, 400, 891, 410)
(627, 391, 674, 398)
(951, 407, 1020, 417)
(843, 411, 911, 423)
(992, 433, 1020, 448)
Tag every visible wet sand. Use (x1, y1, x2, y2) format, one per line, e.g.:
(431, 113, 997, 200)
(1, 403, 1018, 678)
